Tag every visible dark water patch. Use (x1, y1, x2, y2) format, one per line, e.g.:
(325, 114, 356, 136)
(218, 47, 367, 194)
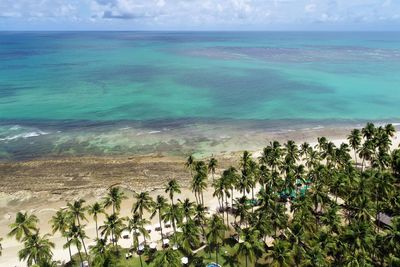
(183, 46, 400, 63)
(0, 83, 36, 98)
(176, 67, 333, 111)
(86, 64, 167, 84)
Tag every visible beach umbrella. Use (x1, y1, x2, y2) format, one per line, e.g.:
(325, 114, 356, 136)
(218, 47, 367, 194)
(149, 242, 157, 250)
(181, 257, 189, 265)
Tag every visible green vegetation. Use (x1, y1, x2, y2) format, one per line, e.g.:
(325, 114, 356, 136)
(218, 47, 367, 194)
(2, 123, 400, 266)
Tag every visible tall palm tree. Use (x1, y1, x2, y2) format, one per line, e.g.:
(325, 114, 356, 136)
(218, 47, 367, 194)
(165, 179, 181, 205)
(67, 199, 89, 259)
(194, 203, 208, 242)
(50, 209, 73, 262)
(88, 202, 105, 239)
(179, 198, 195, 222)
(348, 128, 362, 165)
(103, 186, 127, 215)
(266, 239, 292, 267)
(8, 211, 38, 241)
(206, 214, 226, 265)
(99, 213, 125, 249)
(132, 191, 153, 220)
(18, 230, 55, 266)
(362, 122, 376, 141)
(152, 248, 181, 267)
(162, 203, 182, 235)
(185, 154, 195, 177)
(191, 161, 208, 205)
(234, 228, 263, 267)
(176, 220, 201, 255)
(65, 223, 87, 264)
(0, 237, 3, 257)
(150, 195, 168, 243)
(126, 213, 148, 249)
(208, 156, 218, 182)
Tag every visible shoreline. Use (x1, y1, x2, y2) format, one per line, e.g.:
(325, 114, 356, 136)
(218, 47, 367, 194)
(1, 119, 399, 161)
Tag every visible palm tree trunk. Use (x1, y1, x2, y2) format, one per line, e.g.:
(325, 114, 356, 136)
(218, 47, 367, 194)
(139, 254, 144, 267)
(95, 218, 99, 239)
(81, 235, 89, 259)
(66, 237, 72, 262)
(158, 211, 164, 243)
(216, 245, 219, 264)
(231, 188, 234, 209)
(354, 150, 357, 166)
(77, 247, 83, 265)
(201, 191, 205, 206)
(245, 255, 248, 267)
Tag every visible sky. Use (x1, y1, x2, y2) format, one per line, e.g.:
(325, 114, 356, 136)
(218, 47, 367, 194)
(0, 0, 399, 31)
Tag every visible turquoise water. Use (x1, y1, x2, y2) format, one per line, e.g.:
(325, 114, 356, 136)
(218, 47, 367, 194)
(1, 32, 400, 159)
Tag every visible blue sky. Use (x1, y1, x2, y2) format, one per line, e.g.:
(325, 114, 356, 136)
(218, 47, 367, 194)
(0, 0, 399, 31)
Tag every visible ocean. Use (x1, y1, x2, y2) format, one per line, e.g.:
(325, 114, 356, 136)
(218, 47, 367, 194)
(1, 31, 399, 160)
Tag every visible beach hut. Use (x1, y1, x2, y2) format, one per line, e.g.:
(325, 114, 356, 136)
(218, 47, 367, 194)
(376, 212, 393, 229)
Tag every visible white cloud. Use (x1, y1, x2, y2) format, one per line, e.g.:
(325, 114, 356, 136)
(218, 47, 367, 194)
(1, 0, 400, 29)
(305, 4, 316, 13)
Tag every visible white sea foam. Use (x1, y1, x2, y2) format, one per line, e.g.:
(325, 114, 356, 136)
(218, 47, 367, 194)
(0, 130, 49, 141)
(9, 125, 21, 130)
(148, 130, 161, 134)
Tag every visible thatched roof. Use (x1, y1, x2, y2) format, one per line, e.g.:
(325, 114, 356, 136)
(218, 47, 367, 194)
(377, 212, 393, 227)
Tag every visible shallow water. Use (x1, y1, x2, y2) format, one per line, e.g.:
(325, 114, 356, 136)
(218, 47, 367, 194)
(1, 32, 400, 159)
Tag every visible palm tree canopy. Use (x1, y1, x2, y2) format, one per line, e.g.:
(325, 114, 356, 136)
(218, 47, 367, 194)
(8, 211, 38, 241)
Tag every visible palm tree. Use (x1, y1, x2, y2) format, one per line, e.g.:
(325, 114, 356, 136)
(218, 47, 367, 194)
(194, 203, 208, 242)
(191, 161, 208, 205)
(206, 214, 226, 264)
(103, 186, 127, 215)
(162, 203, 182, 235)
(234, 228, 263, 267)
(303, 245, 327, 267)
(126, 213, 149, 250)
(185, 154, 195, 177)
(18, 230, 54, 266)
(348, 128, 362, 165)
(362, 122, 376, 141)
(0, 237, 3, 257)
(382, 217, 400, 259)
(176, 220, 201, 255)
(49, 209, 73, 262)
(88, 202, 105, 239)
(265, 239, 292, 267)
(152, 248, 181, 267)
(65, 223, 87, 264)
(89, 238, 117, 266)
(208, 156, 218, 182)
(99, 213, 125, 249)
(132, 191, 153, 219)
(67, 199, 89, 258)
(179, 198, 195, 222)
(150, 195, 168, 243)
(8, 211, 38, 241)
(222, 252, 240, 267)
(165, 179, 181, 205)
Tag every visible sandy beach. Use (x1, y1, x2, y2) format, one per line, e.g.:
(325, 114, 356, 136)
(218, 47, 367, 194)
(1, 126, 399, 266)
